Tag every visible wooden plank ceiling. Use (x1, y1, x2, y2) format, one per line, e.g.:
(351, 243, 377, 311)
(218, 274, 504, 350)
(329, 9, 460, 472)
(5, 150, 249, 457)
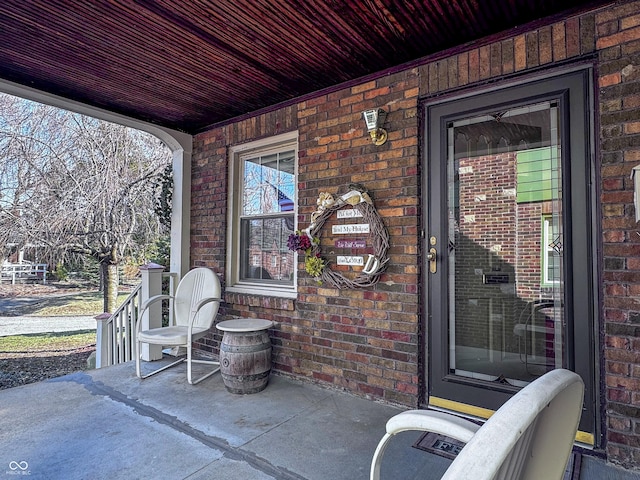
(0, 0, 610, 134)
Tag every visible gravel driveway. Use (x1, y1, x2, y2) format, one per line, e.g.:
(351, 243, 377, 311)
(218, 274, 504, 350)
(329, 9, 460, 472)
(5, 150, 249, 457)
(0, 315, 96, 336)
(0, 293, 96, 336)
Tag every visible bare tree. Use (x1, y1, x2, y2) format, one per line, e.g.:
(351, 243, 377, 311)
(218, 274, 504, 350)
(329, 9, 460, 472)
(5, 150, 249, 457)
(0, 94, 171, 312)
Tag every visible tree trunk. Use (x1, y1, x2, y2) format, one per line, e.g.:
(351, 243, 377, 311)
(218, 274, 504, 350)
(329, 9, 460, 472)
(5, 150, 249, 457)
(99, 266, 105, 293)
(102, 262, 119, 313)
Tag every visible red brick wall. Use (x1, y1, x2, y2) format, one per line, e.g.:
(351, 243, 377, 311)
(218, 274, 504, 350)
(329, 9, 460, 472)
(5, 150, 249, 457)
(191, 83, 421, 407)
(293, 73, 421, 404)
(190, 0, 640, 469)
(595, 1, 640, 469)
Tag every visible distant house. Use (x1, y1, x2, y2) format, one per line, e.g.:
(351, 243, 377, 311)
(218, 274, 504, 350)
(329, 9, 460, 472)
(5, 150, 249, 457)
(2, 235, 48, 284)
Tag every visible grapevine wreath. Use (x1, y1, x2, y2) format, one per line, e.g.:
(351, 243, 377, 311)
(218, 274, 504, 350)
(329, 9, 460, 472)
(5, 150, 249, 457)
(288, 185, 390, 289)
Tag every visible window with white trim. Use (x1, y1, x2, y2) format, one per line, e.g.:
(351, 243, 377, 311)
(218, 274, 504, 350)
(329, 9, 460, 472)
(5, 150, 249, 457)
(227, 132, 297, 297)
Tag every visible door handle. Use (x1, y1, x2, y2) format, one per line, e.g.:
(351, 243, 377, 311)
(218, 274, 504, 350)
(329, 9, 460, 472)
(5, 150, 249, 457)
(426, 248, 437, 273)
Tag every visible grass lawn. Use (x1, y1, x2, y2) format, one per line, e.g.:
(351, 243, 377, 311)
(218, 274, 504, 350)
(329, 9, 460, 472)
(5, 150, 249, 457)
(29, 291, 131, 316)
(0, 288, 129, 353)
(0, 330, 96, 389)
(0, 330, 96, 353)
(0, 287, 134, 388)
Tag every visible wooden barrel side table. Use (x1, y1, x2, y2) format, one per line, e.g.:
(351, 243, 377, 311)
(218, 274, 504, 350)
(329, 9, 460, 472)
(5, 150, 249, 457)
(216, 318, 274, 394)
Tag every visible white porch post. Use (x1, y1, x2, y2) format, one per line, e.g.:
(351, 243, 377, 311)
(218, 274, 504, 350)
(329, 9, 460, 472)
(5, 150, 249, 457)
(139, 262, 165, 361)
(94, 312, 111, 368)
(170, 146, 192, 279)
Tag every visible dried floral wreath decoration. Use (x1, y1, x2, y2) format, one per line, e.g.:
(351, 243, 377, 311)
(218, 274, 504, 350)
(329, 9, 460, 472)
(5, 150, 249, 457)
(288, 185, 390, 289)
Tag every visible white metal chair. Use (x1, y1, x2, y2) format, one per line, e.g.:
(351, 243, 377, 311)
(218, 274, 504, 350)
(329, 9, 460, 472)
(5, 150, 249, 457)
(371, 369, 584, 480)
(135, 267, 222, 385)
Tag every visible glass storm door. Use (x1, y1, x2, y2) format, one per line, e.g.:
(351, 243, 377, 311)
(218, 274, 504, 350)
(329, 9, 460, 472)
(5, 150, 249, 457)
(425, 70, 597, 441)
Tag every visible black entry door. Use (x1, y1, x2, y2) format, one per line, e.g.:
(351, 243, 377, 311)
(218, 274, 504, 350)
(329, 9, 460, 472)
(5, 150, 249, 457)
(424, 69, 597, 442)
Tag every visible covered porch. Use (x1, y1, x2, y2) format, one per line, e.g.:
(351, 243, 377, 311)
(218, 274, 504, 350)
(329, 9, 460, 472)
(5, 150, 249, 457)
(0, 362, 634, 480)
(2, 0, 640, 473)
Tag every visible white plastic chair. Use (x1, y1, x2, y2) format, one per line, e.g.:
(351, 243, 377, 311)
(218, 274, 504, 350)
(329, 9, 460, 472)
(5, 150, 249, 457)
(135, 267, 222, 385)
(371, 369, 584, 480)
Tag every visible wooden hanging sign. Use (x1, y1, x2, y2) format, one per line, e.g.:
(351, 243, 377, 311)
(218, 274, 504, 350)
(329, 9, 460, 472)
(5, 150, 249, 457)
(332, 223, 370, 234)
(335, 239, 367, 248)
(337, 209, 363, 219)
(337, 256, 364, 266)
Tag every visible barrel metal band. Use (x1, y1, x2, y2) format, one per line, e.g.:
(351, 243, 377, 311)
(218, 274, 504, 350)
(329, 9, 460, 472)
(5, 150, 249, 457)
(221, 371, 269, 381)
(221, 343, 270, 354)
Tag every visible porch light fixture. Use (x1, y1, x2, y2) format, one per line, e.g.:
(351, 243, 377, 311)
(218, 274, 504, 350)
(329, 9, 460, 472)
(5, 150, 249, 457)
(362, 108, 388, 146)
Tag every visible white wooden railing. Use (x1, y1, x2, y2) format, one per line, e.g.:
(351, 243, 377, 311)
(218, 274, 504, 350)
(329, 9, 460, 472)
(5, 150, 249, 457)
(95, 284, 141, 368)
(95, 267, 177, 368)
(1, 263, 48, 284)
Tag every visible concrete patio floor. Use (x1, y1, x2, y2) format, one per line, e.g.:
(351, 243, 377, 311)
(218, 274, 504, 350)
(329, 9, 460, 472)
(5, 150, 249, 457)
(0, 359, 638, 480)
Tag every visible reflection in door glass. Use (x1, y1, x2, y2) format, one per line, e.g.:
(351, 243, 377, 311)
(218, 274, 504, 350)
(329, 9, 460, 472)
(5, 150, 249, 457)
(447, 101, 565, 387)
